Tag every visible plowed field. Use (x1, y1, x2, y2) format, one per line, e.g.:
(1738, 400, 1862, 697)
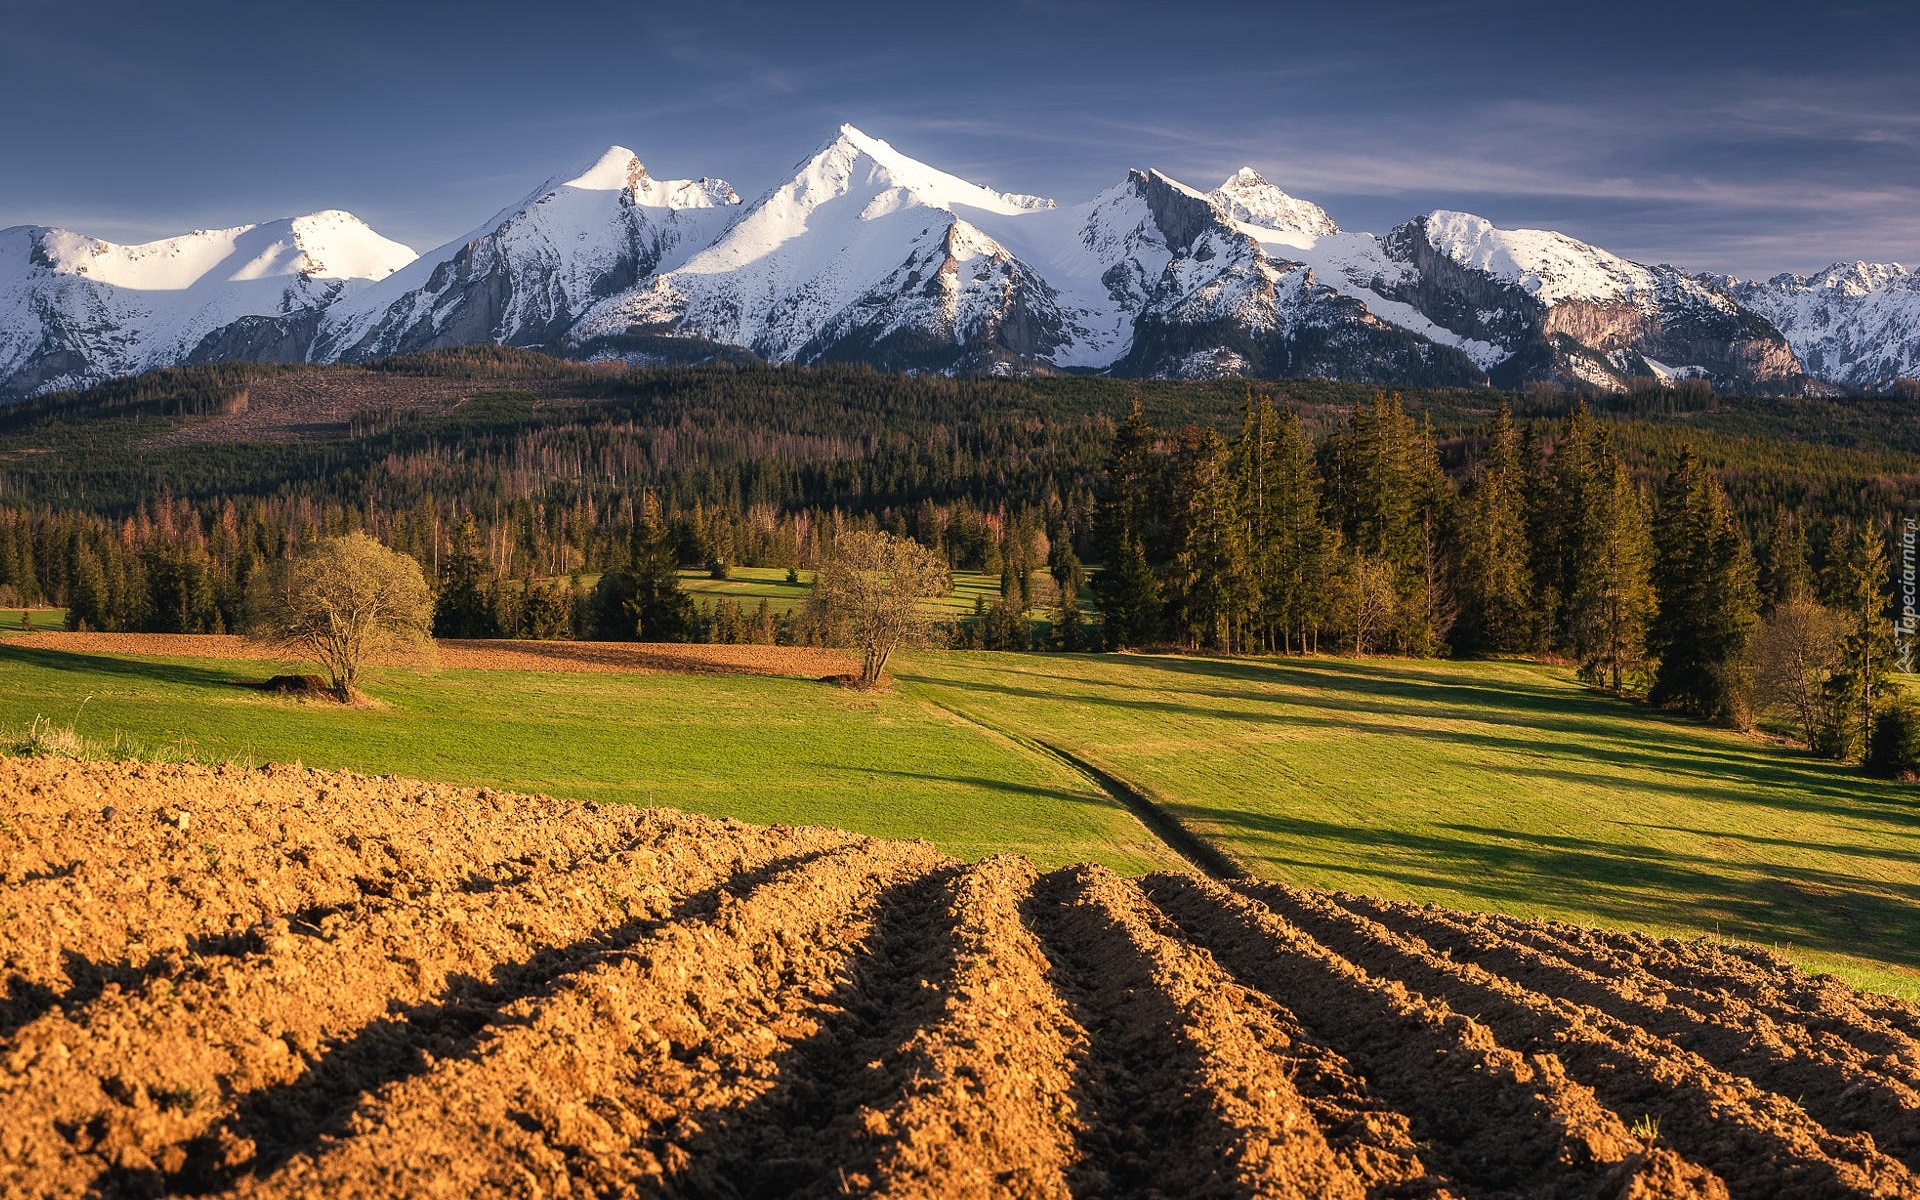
(4, 757, 1919, 1200)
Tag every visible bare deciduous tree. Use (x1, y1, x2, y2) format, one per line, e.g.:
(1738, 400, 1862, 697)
(248, 533, 434, 700)
(1749, 595, 1842, 747)
(807, 531, 949, 687)
(1339, 551, 1398, 657)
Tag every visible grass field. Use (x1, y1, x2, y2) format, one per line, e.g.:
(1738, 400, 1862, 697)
(4, 632, 1915, 999)
(895, 652, 1920, 1000)
(677, 566, 815, 614)
(0, 608, 65, 631)
(0, 637, 1181, 874)
(672, 567, 1048, 619)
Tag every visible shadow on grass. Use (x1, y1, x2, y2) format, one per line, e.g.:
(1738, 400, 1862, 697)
(898, 653, 1912, 824)
(1196, 806, 1920, 973)
(0, 644, 254, 692)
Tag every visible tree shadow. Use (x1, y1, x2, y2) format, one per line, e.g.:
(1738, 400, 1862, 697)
(91, 848, 837, 1197)
(1191, 806, 1920, 973)
(902, 656, 1911, 824)
(657, 867, 966, 1198)
(0, 644, 258, 692)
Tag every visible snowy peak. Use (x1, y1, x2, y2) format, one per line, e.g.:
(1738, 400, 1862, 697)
(29, 212, 414, 291)
(1796, 260, 1910, 294)
(805, 125, 1055, 217)
(556, 145, 739, 211)
(2, 125, 1909, 398)
(1417, 209, 1654, 306)
(561, 145, 646, 192)
(280, 211, 418, 281)
(1717, 260, 1920, 387)
(1209, 168, 1339, 242)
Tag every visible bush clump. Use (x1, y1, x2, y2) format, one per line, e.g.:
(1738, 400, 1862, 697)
(1866, 702, 1920, 780)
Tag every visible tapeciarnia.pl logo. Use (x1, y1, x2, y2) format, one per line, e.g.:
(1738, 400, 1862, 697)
(1899, 515, 1917, 674)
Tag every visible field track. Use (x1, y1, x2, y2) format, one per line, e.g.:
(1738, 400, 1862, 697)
(4, 757, 1920, 1199)
(1, 633, 856, 679)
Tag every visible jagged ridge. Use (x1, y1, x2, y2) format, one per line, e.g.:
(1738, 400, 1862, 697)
(2, 124, 1909, 399)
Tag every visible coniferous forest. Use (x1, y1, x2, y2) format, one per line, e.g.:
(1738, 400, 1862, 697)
(0, 348, 1914, 761)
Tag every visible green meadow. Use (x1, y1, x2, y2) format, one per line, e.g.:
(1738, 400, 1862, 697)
(897, 652, 1920, 1000)
(3, 633, 1916, 999)
(0, 637, 1180, 874)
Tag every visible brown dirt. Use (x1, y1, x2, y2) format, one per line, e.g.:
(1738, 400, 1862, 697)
(4, 759, 1919, 1199)
(3, 633, 856, 680)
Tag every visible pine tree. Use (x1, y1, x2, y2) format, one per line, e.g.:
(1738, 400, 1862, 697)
(1821, 522, 1893, 760)
(1100, 534, 1162, 649)
(1266, 408, 1330, 654)
(1093, 402, 1165, 647)
(1648, 448, 1760, 719)
(433, 516, 499, 638)
(1452, 402, 1533, 655)
(1760, 508, 1813, 612)
(1166, 427, 1248, 649)
(1570, 457, 1655, 691)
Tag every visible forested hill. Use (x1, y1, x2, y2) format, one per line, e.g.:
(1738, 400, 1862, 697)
(1, 348, 1916, 526)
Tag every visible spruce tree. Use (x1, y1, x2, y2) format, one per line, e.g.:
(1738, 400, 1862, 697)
(433, 516, 498, 638)
(1821, 522, 1893, 760)
(1532, 401, 1604, 651)
(1760, 508, 1813, 612)
(65, 546, 109, 632)
(1267, 408, 1329, 654)
(1092, 402, 1164, 646)
(629, 494, 694, 641)
(1234, 391, 1276, 646)
(1570, 457, 1655, 691)
(1167, 428, 1248, 649)
(1100, 534, 1163, 649)
(1648, 448, 1760, 718)
(1452, 402, 1533, 655)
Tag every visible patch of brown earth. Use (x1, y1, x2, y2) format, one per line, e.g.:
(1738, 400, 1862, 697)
(3, 632, 855, 680)
(4, 758, 1918, 1199)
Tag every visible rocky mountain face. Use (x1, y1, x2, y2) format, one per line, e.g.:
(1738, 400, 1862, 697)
(1709, 262, 1920, 389)
(2, 125, 1911, 399)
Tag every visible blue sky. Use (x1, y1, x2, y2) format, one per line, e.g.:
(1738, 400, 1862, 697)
(3, 0, 1915, 277)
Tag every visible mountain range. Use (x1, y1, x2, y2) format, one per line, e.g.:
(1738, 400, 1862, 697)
(4, 124, 1915, 399)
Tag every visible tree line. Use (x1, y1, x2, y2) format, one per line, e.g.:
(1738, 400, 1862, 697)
(1091, 392, 1905, 763)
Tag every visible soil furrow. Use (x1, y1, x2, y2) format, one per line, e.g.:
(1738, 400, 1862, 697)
(1144, 873, 1720, 1199)
(1, 805, 851, 1199)
(850, 856, 1083, 1200)
(1025, 864, 1379, 1200)
(214, 837, 948, 1200)
(668, 855, 1087, 1200)
(1240, 882, 1918, 1200)
(0, 757, 681, 1036)
(1344, 898, 1920, 1173)
(1346, 900, 1920, 1086)
(661, 864, 970, 1198)
(6, 757, 1918, 1200)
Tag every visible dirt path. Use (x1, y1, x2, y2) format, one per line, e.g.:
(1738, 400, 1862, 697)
(5, 757, 1919, 1199)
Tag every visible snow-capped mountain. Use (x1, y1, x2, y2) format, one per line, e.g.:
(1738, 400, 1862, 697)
(570, 126, 1077, 373)
(0, 213, 414, 395)
(1711, 262, 1920, 388)
(1368, 212, 1803, 391)
(2, 124, 1911, 399)
(315, 147, 739, 361)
